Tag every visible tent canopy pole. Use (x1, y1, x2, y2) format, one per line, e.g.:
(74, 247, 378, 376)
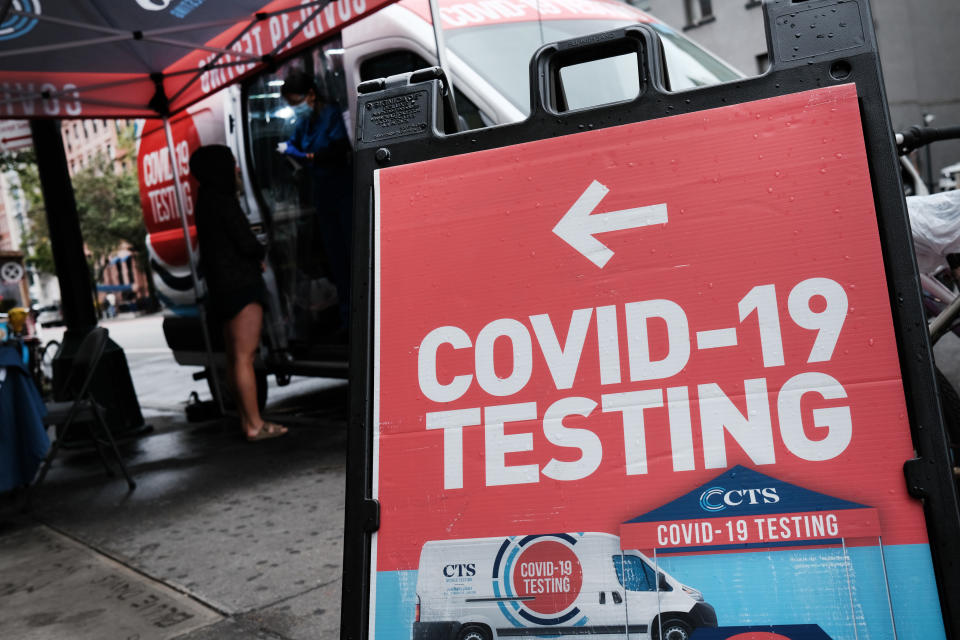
(162, 116, 201, 289)
(162, 116, 226, 412)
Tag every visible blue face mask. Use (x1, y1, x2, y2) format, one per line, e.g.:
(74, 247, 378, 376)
(291, 102, 312, 119)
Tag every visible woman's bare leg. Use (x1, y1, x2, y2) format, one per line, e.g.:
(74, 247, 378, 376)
(224, 302, 266, 437)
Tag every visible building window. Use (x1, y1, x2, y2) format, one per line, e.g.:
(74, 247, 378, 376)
(106, 143, 113, 159)
(684, 0, 715, 29)
(92, 120, 98, 133)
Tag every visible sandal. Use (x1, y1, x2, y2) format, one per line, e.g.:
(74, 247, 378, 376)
(246, 422, 288, 442)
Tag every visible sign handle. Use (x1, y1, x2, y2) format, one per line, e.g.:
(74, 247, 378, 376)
(528, 26, 664, 116)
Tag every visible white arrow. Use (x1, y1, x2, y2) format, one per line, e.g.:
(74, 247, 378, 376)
(552, 180, 668, 268)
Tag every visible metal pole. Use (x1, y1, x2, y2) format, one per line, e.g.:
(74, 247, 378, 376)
(161, 116, 226, 413)
(924, 112, 936, 191)
(929, 292, 960, 343)
(29, 119, 96, 330)
(428, 0, 455, 102)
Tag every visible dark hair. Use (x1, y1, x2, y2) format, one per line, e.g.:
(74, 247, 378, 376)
(189, 144, 236, 193)
(280, 70, 317, 98)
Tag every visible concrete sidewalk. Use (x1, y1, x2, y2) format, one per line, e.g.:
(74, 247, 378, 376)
(0, 382, 351, 640)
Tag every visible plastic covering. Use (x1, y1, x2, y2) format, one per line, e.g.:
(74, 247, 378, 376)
(907, 190, 960, 275)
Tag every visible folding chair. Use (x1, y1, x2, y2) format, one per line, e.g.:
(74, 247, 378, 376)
(32, 327, 136, 491)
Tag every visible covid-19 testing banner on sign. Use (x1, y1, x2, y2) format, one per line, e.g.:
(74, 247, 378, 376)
(366, 83, 946, 640)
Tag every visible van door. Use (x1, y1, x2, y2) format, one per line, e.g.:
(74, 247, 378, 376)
(244, 41, 353, 356)
(614, 554, 659, 640)
(563, 551, 629, 638)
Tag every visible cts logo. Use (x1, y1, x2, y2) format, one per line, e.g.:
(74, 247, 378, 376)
(443, 563, 476, 577)
(0, 0, 41, 42)
(135, 0, 173, 9)
(699, 486, 780, 512)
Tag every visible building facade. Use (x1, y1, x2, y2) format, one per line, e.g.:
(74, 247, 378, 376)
(0, 166, 44, 308)
(61, 118, 136, 175)
(97, 250, 151, 314)
(637, 0, 960, 179)
(0, 119, 61, 308)
(0, 118, 144, 310)
(0, 169, 25, 252)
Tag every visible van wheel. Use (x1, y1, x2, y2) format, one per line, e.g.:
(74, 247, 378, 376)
(457, 624, 491, 640)
(656, 618, 692, 640)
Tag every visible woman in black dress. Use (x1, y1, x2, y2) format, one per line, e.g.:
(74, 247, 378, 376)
(190, 145, 286, 441)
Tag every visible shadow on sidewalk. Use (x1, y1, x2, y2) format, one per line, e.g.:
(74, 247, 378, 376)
(0, 380, 352, 640)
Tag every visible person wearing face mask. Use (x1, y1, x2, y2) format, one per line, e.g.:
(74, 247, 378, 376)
(191, 144, 288, 442)
(279, 70, 353, 336)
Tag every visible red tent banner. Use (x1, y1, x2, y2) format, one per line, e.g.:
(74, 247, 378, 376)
(0, 0, 399, 119)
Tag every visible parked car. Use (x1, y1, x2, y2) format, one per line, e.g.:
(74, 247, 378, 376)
(36, 303, 63, 328)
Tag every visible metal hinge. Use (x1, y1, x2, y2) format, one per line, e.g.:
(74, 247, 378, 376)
(903, 457, 932, 499)
(361, 498, 380, 533)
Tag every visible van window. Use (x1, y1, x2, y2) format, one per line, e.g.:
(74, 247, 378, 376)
(360, 50, 431, 81)
(613, 555, 656, 592)
(444, 20, 739, 115)
(360, 49, 488, 130)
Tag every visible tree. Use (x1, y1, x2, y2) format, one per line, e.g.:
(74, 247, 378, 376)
(71, 150, 156, 314)
(72, 153, 146, 267)
(5, 130, 153, 306)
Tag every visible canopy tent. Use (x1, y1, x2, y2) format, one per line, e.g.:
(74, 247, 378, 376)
(0, 0, 398, 119)
(0, 0, 409, 421)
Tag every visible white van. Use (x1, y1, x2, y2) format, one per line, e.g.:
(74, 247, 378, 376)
(414, 532, 716, 640)
(137, 0, 741, 404)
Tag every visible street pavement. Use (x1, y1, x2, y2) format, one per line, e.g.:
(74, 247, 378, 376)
(8, 312, 960, 639)
(38, 314, 338, 413)
(1, 313, 352, 639)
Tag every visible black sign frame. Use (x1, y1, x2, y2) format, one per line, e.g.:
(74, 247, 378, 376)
(341, 1, 960, 637)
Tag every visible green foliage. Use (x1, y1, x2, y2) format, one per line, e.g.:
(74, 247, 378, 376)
(72, 153, 146, 268)
(6, 132, 147, 282)
(0, 147, 33, 173)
